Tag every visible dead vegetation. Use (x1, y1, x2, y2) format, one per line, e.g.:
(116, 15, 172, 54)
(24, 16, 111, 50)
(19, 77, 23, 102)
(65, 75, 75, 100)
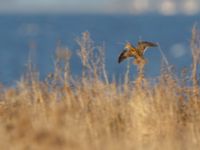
(0, 28, 199, 150)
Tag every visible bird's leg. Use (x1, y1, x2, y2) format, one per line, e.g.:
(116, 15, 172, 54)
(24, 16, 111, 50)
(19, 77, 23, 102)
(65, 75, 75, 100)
(137, 63, 145, 78)
(134, 58, 146, 75)
(134, 60, 146, 87)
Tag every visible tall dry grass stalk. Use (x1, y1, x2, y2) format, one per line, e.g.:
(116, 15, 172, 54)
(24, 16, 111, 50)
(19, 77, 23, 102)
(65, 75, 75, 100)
(191, 25, 200, 97)
(76, 32, 108, 84)
(0, 31, 199, 150)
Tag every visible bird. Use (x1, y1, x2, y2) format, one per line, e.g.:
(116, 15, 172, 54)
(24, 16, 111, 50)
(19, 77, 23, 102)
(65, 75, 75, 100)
(118, 41, 158, 65)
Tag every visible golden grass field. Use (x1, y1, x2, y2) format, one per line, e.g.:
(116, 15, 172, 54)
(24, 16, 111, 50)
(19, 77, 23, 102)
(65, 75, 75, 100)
(0, 27, 200, 150)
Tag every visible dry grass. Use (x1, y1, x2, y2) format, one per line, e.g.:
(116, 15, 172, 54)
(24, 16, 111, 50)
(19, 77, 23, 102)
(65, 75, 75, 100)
(0, 29, 200, 150)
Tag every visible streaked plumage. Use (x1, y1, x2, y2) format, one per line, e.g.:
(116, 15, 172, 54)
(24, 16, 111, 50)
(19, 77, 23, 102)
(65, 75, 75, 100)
(118, 41, 157, 64)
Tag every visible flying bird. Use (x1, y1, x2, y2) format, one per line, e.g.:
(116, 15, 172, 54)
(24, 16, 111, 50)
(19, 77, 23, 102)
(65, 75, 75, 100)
(118, 41, 158, 65)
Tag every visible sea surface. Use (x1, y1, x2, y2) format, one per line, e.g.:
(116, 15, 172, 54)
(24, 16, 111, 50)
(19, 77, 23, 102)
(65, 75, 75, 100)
(0, 14, 200, 85)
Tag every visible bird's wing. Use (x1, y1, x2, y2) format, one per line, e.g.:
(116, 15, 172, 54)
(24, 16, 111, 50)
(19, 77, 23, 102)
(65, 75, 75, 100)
(118, 50, 132, 63)
(137, 41, 158, 54)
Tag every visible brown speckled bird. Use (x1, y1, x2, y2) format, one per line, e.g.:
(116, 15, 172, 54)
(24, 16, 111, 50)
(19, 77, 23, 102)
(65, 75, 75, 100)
(118, 41, 158, 65)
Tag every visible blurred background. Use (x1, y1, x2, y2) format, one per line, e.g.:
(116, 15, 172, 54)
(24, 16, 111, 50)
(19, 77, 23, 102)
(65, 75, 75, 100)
(0, 0, 200, 84)
(0, 0, 200, 15)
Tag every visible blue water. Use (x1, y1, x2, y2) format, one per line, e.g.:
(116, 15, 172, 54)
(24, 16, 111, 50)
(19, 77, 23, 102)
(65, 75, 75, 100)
(0, 14, 199, 85)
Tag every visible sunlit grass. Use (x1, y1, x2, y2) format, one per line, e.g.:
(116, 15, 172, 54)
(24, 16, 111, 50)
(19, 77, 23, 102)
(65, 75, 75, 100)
(0, 27, 199, 150)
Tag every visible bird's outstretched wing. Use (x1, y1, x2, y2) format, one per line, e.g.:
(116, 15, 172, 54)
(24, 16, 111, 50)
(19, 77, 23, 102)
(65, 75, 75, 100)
(118, 50, 131, 63)
(118, 42, 138, 63)
(137, 41, 158, 54)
